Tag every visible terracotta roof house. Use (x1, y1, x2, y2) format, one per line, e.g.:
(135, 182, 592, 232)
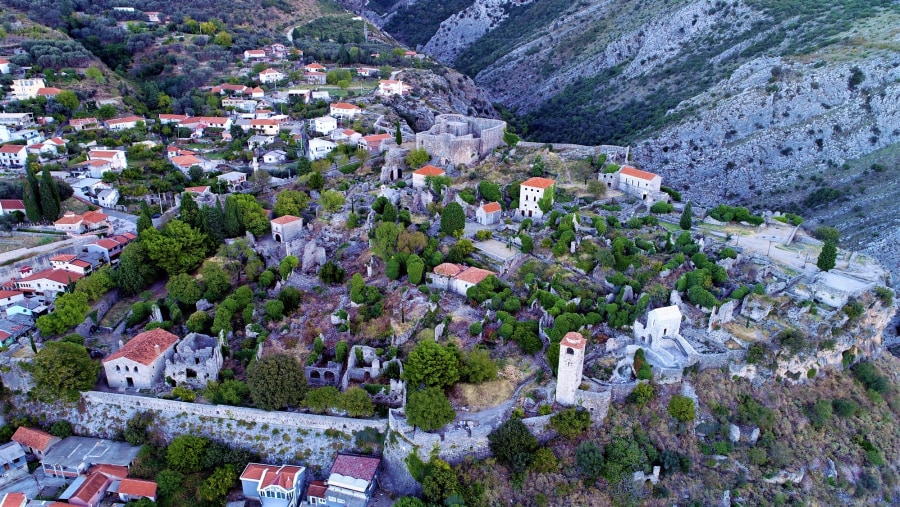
(249, 118, 280, 136)
(357, 133, 392, 154)
(184, 186, 211, 195)
(84, 233, 135, 262)
(240, 463, 306, 507)
(476, 201, 502, 225)
(323, 454, 381, 507)
(171, 154, 203, 172)
(0, 199, 25, 216)
(518, 177, 556, 219)
(36, 87, 63, 97)
(304, 63, 325, 73)
(69, 117, 100, 131)
(0, 144, 27, 168)
(90, 464, 128, 479)
(66, 471, 112, 507)
(258, 68, 286, 84)
(117, 478, 158, 502)
(104, 115, 144, 131)
(329, 102, 362, 120)
(428, 263, 496, 297)
(54, 211, 110, 235)
(411, 165, 444, 189)
(305, 480, 328, 504)
(87, 149, 127, 170)
(102, 329, 180, 390)
(14, 268, 83, 294)
(244, 49, 266, 60)
(270, 215, 303, 243)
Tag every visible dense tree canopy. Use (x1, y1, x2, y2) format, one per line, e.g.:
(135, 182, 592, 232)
(27, 341, 100, 402)
(406, 387, 455, 431)
(402, 340, 460, 388)
(246, 354, 307, 410)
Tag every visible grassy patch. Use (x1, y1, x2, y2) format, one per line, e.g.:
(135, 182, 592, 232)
(451, 379, 515, 411)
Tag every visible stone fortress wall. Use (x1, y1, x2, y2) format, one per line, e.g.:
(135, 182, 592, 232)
(415, 114, 506, 167)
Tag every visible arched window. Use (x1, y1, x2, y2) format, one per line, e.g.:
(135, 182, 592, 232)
(566, 348, 574, 355)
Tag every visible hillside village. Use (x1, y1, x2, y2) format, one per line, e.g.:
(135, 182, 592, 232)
(0, 2, 897, 507)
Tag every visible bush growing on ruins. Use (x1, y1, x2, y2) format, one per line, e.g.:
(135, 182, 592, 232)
(318, 261, 347, 284)
(687, 285, 719, 310)
(576, 441, 604, 480)
(185, 311, 210, 333)
(279, 255, 299, 280)
(320, 190, 345, 213)
(519, 233, 533, 253)
(205, 379, 250, 406)
(550, 408, 591, 439)
(875, 286, 893, 306)
(403, 340, 460, 388)
(668, 395, 696, 423)
(843, 298, 865, 320)
(341, 386, 375, 417)
(460, 348, 497, 384)
(478, 181, 501, 202)
(49, 420, 73, 438)
(406, 387, 456, 431)
(385, 257, 401, 280)
(167, 435, 209, 473)
(305, 386, 341, 414)
(26, 341, 100, 402)
(628, 382, 655, 407)
(777, 329, 808, 355)
(172, 386, 195, 402)
(246, 354, 307, 410)
(650, 201, 674, 214)
(273, 190, 310, 217)
(602, 431, 658, 484)
(488, 418, 538, 474)
(813, 226, 840, 244)
(278, 287, 302, 313)
(334, 341, 350, 363)
(406, 254, 425, 285)
(406, 148, 429, 168)
(123, 413, 155, 446)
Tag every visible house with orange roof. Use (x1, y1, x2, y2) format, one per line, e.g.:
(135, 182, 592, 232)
(184, 185, 211, 196)
(428, 263, 497, 297)
(0, 199, 25, 216)
(0, 144, 27, 168)
(258, 68, 286, 84)
(270, 215, 303, 243)
(322, 454, 382, 507)
(244, 49, 266, 61)
(250, 118, 280, 136)
(329, 102, 362, 120)
(330, 128, 362, 144)
(102, 328, 180, 389)
(476, 201, 502, 225)
(53, 211, 110, 235)
(158, 114, 189, 125)
(11, 427, 60, 459)
(0, 59, 9, 75)
(14, 268, 83, 294)
(104, 116, 144, 131)
(87, 149, 127, 170)
(411, 165, 444, 189)
(518, 177, 555, 219)
(0, 492, 26, 507)
(84, 233, 135, 262)
(117, 478, 158, 502)
(65, 471, 112, 506)
(304, 62, 325, 73)
(357, 133, 392, 154)
(11, 78, 45, 100)
(36, 87, 63, 97)
(240, 463, 306, 507)
(600, 165, 667, 204)
(170, 154, 203, 173)
(0, 289, 24, 308)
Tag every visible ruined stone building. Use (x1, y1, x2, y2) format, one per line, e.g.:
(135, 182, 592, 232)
(555, 332, 586, 406)
(163, 333, 224, 388)
(415, 114, 506, 166)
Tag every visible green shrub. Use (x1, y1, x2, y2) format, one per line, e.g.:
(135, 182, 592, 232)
(650, 201, 673, 214)
(668, 395, 695, 423)
(549, 408, 591, 439)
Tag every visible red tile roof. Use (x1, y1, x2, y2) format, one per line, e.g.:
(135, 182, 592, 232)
(0, 145, 25, 154)
(0, 290, 22, 299)
(0, 199, 24, 210)
(17, 268, 83, 285)
(102, 328, 179, 366)
(171, 155, 202, 167)
(107, 116, 143, 125)
(331, 102, 360, 110)
(307, 480, 327, 498)
(250, 119, 279, 126)
(50, 254, 77, 263)
(241, 463, 275, 481)
(118, 478, 157, 498)
(433, 263, 464, 277)
(330, 454, 380, 482)
(306, 63, 325, 69)
(480, 202, 501, 213)
(619, 165, 658, 181)
(71, 472, 111, 504)
(184, 186, 210, 194)
(37, 87, 63, 96)
(413, 165, 444, 177)
(271, 215, 301, 225)
(454, 267, 496, 285)
(0, 492, 26, 507)
(260, 465, 303, 489)
(82, 211, 108, 224)
(11, 427, 56, 452)
(94, 239, 119, 250)
(91, 464, 129, 479)
(561, 332, 587, 350)
(88, 150, 121, 159)
(521, 177, 556, 189)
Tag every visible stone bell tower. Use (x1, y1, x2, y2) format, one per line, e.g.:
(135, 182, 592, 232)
(556, 332, 587, 406)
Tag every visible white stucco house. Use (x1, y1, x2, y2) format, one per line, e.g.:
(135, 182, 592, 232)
(258, 68, 286, 84)
(476, 202, 501, 225)
(270, 215, 303, 243)
(102, 328, 180, 390)
(518, 177, 555, 219)
(411, 165, 445, 190)
(310, 116, 337, 135)
(308, 138, 336, 161)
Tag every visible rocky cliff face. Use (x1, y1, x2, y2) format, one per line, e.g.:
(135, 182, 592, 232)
(385, 67, 499, 132)
(421, 0, 529, 64)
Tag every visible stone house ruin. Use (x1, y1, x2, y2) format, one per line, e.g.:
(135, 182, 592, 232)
(163, 332, 225, 388)
(415, 114, 506, 166)
(306, 361, 343, 388)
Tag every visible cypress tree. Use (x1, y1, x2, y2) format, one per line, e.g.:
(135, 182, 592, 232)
(680, 201, 693, 231)
(39, 166, 61, 221)
(137, 209, 153, 235)
(223, 196, 242, 238)
(179, 192, 201, 228)
(200, 204, 225, 244)
(23, 169, 42, 222)
(817, 241, 837, 272)
(394, 122, 402, 145)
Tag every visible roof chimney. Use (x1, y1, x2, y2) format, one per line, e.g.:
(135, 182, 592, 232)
(154, 344, 161, 356)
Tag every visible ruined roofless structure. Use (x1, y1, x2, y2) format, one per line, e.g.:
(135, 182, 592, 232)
(415, 114, 506, 166)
